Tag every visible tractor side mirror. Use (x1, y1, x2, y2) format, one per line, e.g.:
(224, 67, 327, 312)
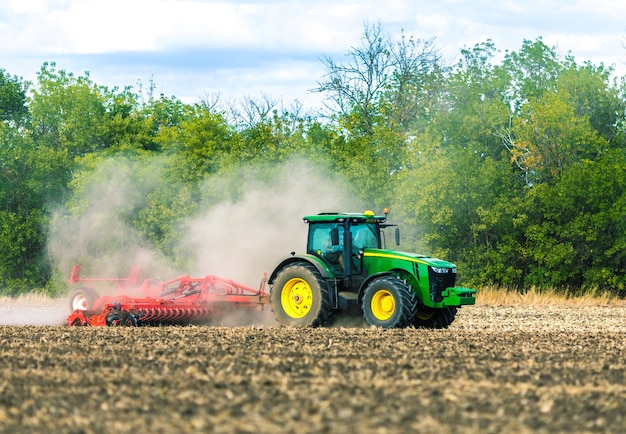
(330, 227, 340, 246)
(395, 227, 400, 245)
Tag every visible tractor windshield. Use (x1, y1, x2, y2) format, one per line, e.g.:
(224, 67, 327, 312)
(351, 223, 379, 250)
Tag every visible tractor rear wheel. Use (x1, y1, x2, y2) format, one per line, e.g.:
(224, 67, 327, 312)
(413, 306, 457, 329)
(68, 287, 99, 312)
(361, 276, 417, 328)
(270, 263, 331, 327)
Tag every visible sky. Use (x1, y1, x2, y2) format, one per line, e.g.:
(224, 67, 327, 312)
(1, 0, 626, 110)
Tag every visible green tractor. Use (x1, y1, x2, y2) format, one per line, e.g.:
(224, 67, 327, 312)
(268, 210, 476, 328)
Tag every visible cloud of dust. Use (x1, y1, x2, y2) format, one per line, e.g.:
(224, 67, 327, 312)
(183, 158, 361, 285)
(0, 294, 67, 326)
(48, 156, 179, 284)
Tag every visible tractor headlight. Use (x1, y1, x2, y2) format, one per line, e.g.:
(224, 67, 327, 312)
(431, 267, 453, 274)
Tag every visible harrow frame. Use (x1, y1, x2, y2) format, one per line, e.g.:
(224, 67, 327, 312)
(66, 265, 269, 326)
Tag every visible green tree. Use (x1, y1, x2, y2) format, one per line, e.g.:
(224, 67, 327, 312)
(493, 41, 626, 289)
(500, 57, 619, 186)
(0, 125, 60, 292)
(157, 103, 235, 184)
(502, 37, 565, 111)
(315, 21, 393, 137)
(396, 37, 626, 292)
(505, 87, 607, 185)
(314, 22, 445, 206)
(394, 40, 521, 285)
(0, 69, 29, 126)
(521, 150, 626, 290)
(557, 62, 624, 146)
(444, 40, 512, 159)
(397, 146, 518, 285)
(29, 63, 110, 157)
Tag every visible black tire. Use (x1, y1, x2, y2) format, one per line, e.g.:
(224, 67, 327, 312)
(68, 287, 99, 312)
(361, 276, 417, 328)
(105, 311, 136, 327)
(413, 306, 457, 329)
(270, 263, 331, 327)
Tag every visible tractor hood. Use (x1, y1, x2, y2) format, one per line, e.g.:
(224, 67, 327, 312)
(363, 249, 457, 269)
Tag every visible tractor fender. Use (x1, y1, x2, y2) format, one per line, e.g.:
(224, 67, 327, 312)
(356, 271, 396, 303)
(268, 254, 335, 284)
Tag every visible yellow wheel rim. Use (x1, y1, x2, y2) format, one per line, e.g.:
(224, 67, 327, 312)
(371, 289, 395, 321)
(280, 278, 313, 319)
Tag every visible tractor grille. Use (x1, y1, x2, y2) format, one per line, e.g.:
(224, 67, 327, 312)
(428, 267, 457, 302)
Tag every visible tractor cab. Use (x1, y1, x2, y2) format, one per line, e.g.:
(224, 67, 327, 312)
(305, 210, 394, 277)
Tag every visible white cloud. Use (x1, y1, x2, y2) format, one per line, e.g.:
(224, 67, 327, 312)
(9, 0, 52, 14)
(4, 0, 366, 55)
(1, 0, 625, 105)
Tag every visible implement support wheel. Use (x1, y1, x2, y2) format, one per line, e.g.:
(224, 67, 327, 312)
(270, 263, 330, 327)
(68, 287, 99, 311)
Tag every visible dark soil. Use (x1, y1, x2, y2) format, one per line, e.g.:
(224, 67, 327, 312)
(1, 305, 625, 433)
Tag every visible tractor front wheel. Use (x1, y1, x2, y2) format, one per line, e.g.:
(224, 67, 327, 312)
(68, 287, 99, 312)
(413, 306, 457, 329)
(361, 276, 417, 328)
(270, 263, 331, 327)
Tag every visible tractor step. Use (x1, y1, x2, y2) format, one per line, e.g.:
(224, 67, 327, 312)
(338, 291, 358, 309)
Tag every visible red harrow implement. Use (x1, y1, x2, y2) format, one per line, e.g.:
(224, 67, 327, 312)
(66, 265, 269, 326)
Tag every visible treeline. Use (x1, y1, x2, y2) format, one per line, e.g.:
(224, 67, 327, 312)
(1, 23, 625, 295)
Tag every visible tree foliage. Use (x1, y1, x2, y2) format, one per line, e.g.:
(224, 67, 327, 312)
(0, 26, 625, 295)
(0, 69, 29, 125)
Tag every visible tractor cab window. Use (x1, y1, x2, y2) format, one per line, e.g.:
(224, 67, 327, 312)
(308, 223, 344, 270)
(351, 223, 379, 250)
(349, 223, 378, 274)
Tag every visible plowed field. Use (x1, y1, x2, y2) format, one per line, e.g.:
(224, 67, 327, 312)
(1, 304, 625, 433)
